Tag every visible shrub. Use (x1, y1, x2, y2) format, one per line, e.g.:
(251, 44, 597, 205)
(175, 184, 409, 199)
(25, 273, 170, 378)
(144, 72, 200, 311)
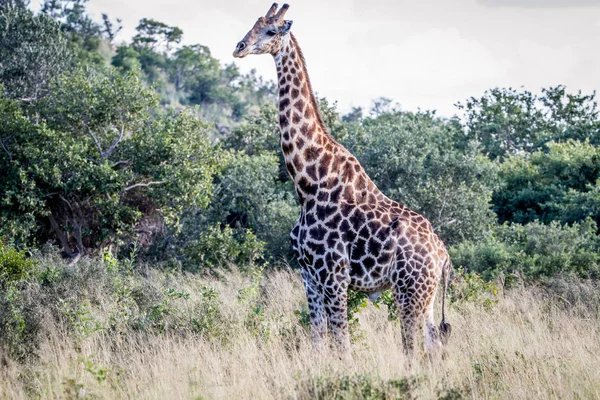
(0, 238, 37, 289)
(451, 219, 600, 280)
(180, 224, 265, 271)
(295, 375, 416, 400)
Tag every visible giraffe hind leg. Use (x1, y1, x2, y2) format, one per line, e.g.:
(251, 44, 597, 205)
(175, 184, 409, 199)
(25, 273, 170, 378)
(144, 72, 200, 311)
(423, 295, 443, 354)
(394, 289, 420, 359)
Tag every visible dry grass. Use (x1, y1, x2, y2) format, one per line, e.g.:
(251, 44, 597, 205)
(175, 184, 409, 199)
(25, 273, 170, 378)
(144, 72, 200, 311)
(1, 268, 599, 399)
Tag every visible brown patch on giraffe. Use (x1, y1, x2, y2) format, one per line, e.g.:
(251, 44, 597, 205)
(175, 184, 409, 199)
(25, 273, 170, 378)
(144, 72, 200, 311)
(291, 88, 300, 99)
(304, 145, 321, 162)
(355, 174, 367, 190)
(298, 176, 317, 196)
(319, 153, 332, 179)
(294, 99, 305, 112)
(292, 112, 302, 124)
(281, 142, 294, 154)
(296, 136, 306, 150)
(279, 98, 290, 111)
(343, 186, 354, 203)
(293, 77, 301, 86)
(293, 154, 303, 171)
(305, 164, 318, 181)
(341, 162, 355, 183)
(304, 107, 313, 119)
(286, 161, 296, 179)
(301, 84, 309, 98)
(279, 114, 289, 127)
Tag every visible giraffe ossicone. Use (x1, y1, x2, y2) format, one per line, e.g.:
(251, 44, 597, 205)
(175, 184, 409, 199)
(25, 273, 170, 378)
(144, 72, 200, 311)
(233, 2, 452, 357)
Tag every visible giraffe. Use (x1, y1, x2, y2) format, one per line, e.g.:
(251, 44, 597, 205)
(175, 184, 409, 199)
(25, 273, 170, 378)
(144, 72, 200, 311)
(233, 3, 452, 357)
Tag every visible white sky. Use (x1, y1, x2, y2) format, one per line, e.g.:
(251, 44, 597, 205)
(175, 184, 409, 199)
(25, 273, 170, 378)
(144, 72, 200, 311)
(31, 0, 600, 116)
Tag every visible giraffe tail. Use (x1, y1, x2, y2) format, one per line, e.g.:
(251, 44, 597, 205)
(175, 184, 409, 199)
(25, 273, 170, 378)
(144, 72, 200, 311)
(439, 257, 452, 344)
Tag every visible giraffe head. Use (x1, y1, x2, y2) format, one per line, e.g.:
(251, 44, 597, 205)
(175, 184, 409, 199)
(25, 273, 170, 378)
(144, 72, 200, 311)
(233, 3, 293, 58)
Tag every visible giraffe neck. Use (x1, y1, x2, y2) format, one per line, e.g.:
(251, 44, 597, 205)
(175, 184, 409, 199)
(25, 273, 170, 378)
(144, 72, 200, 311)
(273, 34, 346, 205)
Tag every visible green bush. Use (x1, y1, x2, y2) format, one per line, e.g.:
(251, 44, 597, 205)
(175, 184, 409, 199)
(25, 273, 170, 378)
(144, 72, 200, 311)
(295, 375, 416, 400)
(181, 224, 265, 271)
(451, 219, 600, 280)
(0, 239, 37, 289)
(449, 268, 500, 310)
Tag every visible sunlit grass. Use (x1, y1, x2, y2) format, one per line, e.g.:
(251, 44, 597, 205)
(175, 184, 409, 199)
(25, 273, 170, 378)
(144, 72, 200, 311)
(1, 267, 598, 399)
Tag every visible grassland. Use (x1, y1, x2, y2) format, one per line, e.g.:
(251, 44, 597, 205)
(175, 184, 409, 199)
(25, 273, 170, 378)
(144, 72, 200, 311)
(1, 257, 599, 399)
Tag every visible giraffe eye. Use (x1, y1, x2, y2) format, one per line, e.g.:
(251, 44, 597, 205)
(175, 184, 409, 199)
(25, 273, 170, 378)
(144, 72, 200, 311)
(266, 30, 277, 37)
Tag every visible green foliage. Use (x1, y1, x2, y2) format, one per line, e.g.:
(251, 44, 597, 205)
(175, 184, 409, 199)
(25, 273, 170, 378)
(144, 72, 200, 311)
(132, 18, 183, 51)
(451, 219, 600, 280)
(40, 0, 109, 65)
(0, 252, 239, 358)
(494, 140, 600, 226)
(0, 66, 223, 255)
(181, 224, 265, 271)
(449, 268, 499, 310)
(223, 105, 280, 156)
(0, 238, 37, 289)
(458, 86, 600, 160)
(342, 110, 497, 245)
(296, 375, 416, 400)
(346, 290, 370, 337)
(112, 19, 274, 122)
(210, 151, 298, 258)
(0, 5, 71, 102)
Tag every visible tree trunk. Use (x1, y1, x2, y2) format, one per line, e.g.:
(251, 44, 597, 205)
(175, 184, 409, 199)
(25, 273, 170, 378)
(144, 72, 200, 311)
(48, 212, 74, 257)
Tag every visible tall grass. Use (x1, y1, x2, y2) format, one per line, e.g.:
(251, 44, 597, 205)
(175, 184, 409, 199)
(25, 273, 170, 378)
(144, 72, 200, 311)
(0, 255, 599, 399)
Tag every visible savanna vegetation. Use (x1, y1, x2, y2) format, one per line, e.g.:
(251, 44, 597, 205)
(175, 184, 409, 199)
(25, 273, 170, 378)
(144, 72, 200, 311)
(1, 1, 599, 398)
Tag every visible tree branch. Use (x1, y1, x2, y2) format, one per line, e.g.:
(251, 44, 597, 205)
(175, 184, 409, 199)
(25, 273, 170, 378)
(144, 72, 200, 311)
(59, 195, 87, 255)
(84, 124, 104, 159)
(434, 218, 457, 232)
(124, 181, 165, 191)
(104, 118, 125, 159)
(48, 212, 73, 257)
(0, 138, 12, 161)
(112, 159, 131, 168)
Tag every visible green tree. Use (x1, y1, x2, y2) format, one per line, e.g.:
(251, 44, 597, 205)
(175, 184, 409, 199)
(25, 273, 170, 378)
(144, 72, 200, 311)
(342, 110, 497, 244)
(493, 139, 600, 226)
(132, 18, 183, 51)
(458, 86, 600, 159)
(40, 0, 109, 64)
(451, 219, 600, 280)
(0, 67, 223, 257)
(0, 5, 71, 102)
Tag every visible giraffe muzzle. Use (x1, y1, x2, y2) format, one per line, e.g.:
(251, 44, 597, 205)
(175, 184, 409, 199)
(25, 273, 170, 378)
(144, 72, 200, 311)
(233, 41, 248, 58)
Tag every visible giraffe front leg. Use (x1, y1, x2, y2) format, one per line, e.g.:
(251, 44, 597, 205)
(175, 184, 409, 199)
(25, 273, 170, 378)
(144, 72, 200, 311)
(324, 281, 351, 355)
(302, 274, 327, 350)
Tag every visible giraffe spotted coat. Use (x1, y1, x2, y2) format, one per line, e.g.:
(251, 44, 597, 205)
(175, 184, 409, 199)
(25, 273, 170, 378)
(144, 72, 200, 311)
(233, 3, 452, 356)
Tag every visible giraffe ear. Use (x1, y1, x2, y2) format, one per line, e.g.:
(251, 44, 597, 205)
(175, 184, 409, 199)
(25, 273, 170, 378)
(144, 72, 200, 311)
(280, 20, 293, 35)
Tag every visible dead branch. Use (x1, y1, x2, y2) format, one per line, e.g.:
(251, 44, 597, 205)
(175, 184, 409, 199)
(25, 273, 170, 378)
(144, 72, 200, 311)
(434, 218, 457, 232)
(124, 181, 165, 191)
